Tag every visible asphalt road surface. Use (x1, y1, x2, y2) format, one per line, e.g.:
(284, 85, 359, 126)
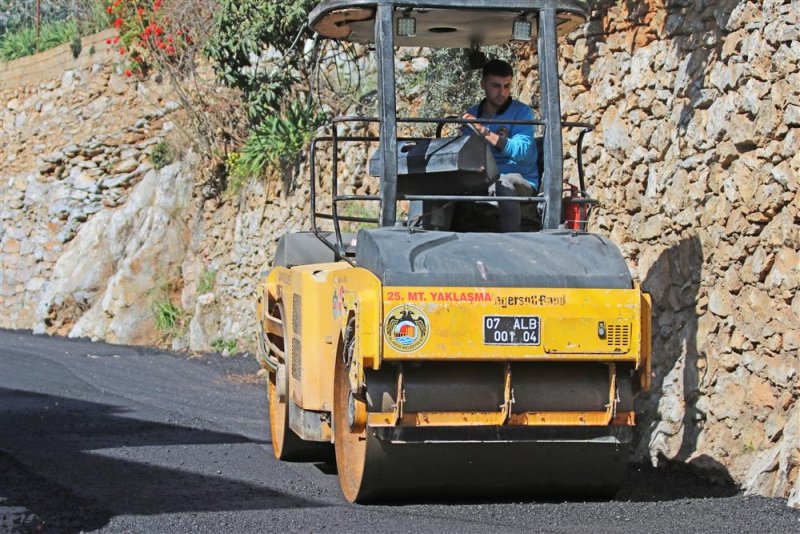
(1, 329, 797, 533)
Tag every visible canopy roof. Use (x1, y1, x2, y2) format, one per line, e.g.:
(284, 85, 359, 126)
(309, 0, 590, 47)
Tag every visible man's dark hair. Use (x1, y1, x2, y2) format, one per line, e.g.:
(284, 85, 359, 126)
(482, 59, 514, 79)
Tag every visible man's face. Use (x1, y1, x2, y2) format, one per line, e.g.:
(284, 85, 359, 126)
(480, 74, 513, 109)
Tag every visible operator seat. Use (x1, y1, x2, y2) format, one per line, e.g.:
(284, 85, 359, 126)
(450, 136, 545, 233)
(370, 136, 497, 231)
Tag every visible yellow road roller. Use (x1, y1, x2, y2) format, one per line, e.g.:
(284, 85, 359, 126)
(256, 0, 651, 503)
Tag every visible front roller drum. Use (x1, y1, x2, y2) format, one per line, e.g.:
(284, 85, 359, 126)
(334, 359, 631, 503)
(333, 348, 371, 501)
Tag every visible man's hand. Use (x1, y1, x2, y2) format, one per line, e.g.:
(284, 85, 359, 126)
(463, 112, 485, 136)
(463, 112, 505, 149)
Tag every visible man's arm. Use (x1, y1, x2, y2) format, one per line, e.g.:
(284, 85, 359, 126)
(463, 112, 506, 150)
(463, 106, 534, 159)
(500, 106, 534, 161)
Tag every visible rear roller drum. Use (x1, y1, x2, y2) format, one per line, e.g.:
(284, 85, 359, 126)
(266, 303, 331, 461)
(267, 369, 307, 460)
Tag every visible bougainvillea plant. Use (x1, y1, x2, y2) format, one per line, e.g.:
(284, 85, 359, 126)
(105, 0, 189, 76)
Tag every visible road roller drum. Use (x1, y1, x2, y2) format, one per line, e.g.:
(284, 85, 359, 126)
(334, 359, 635, 502)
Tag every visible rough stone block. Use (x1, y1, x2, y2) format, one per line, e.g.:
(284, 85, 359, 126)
(784, 105, 800, 127)
(708, 287, 734, 317)
(728, 113, 758, 151)
(765, 247, 800, 290)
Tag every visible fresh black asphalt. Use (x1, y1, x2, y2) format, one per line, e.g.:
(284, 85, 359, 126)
(1, 329, 797, 533)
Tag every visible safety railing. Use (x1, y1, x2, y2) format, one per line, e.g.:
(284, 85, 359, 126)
(309, 115, 597, 261)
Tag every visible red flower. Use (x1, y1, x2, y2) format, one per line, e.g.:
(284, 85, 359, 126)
(106, 6, 112, 14)
(124, 69, 132, 77)
(105, 38, 112, 44)
(119, 47, 126, 55)
(112, 36, 120, 44)
(114, 18, 122, 28)
(137, 7, 144, 15)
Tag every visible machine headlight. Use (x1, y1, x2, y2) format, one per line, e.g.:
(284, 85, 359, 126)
(397, 15, 417, 37)
(512, 18, 532, 41)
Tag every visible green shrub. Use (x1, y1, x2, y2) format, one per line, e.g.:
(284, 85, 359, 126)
(0, 1, 110, 60)
(70, 36, 81, 59)
(206, 0, 316, 96)
(228, 99, 325, 194)
(81, 0, 113, 35)
(149, 271, 187, 344)
(211, 337, 237, 355)
(206, 0, 325, 193)
(152, 299, 185, 340)
(1, 0, 73, 37)
(0, 18, 78, 60)
(197, 268, 216, 294)
(150, 140, 175, 170)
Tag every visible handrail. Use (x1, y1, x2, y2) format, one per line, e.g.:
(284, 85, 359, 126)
(562, 121, 594, 194)
(309, 118, 598, 255)
(310, 137, 352, 263)
(401, 194, 546, 203)
(332, 114, 547, 126)
(315, 213, 381, 224)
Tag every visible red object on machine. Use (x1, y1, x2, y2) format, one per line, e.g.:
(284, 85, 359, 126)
(563, 184, 589, 231)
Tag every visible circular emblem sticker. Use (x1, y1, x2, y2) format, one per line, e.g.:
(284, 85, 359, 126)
(384, 304, 430, 353)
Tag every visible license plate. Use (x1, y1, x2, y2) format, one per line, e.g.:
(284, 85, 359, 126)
(483, 315, 541, 345)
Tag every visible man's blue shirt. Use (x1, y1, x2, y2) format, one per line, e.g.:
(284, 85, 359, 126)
(465, 98, 539, 189)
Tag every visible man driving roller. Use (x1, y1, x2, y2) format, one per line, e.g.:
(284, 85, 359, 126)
(463, 59, 538, 232)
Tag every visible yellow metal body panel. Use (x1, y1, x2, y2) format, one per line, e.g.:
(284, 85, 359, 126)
(265, 264, 382, 412)
(262, 263, 651, 431)
(381, 286, 646, 366)
(255, 279, 269, 370)
(329, 268, 384, 370)
(640, 291, 652, 390)
(367, 411, 636, 427)
(368, 359, 638, 428)
(267, 263, 347, 412)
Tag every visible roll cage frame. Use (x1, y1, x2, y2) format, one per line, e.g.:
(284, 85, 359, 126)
(306, 0, 596, 260)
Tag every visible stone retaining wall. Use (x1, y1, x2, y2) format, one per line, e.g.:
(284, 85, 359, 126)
(528, 0, 798, 505)
(0, 41, 370, 352)
(1, 48, 180, 334)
